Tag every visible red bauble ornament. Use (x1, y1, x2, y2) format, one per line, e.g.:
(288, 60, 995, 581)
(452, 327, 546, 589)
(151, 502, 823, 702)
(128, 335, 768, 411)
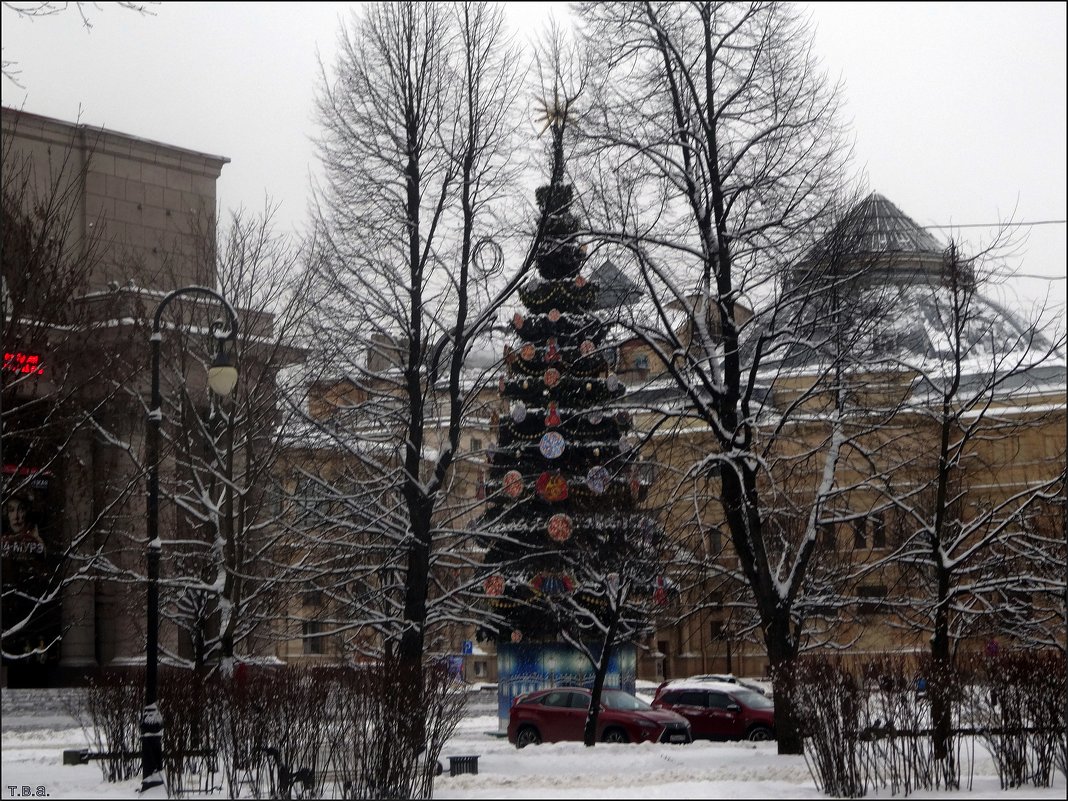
(544, 368, 561, 387)
(483, 575, 505, 597)
(548, 513, 573, 542)
(536, 471, 568, 503)
(503, 470, 523, 498)
(513, 312, 525, 330)
(511, 630, 523, 643)
(580, 339, 595, 357)
(547, 308, 562, 322)
(521, 343, 536, 361)
(546, 337, 560, 362)
(575, 275, 587, 288)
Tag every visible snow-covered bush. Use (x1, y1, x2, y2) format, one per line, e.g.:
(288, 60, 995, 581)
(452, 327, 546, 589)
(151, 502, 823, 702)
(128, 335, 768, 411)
(967, 651, 1066, 790)
(82, 671, 141, 783)
(792, 657, 866, 798)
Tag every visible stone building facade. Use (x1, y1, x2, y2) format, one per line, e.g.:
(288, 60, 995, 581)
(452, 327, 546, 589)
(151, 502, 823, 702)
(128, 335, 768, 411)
(277, 194, 1064, 685)
(2, 107, 229, 686)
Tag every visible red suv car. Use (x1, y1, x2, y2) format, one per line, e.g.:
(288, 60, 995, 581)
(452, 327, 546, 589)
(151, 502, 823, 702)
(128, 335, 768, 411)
(651, 680, 775, 741)
(508, 687, 692, 747)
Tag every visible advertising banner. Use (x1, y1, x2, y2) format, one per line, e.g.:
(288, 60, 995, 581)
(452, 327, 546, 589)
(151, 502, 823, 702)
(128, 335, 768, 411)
(496, 642, 637, 733)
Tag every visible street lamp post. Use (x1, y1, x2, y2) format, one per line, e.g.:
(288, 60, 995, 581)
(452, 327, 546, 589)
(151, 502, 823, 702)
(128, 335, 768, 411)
(141, 286, 238, 793)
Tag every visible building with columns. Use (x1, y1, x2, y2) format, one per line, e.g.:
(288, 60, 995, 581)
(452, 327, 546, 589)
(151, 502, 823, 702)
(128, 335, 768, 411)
(2, 107, 229, 685)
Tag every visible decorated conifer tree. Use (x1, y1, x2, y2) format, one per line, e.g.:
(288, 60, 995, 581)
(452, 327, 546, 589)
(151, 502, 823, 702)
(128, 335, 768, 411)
(478, 96, 660, 656)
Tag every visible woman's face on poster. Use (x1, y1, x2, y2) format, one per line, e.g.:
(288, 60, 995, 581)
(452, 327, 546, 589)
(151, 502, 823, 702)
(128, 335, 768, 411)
(5, 497, 29, 534)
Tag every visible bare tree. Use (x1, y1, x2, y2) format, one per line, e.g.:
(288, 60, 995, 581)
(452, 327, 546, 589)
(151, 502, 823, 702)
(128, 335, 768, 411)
(573, 0, 863, 753)
(67, 201, 306, 674)
(153, 205, 305, 671)
(858, 238, 1066, 759)
(562, 513, 672, 746)
(301, 2, 549, 747)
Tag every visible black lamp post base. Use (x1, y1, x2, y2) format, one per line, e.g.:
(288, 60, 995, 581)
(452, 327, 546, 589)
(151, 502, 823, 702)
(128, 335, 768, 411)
(140, 703, 165, 792)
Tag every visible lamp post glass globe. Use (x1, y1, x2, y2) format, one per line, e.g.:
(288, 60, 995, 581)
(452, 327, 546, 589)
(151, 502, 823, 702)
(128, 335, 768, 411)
(207, 363, 238, 395)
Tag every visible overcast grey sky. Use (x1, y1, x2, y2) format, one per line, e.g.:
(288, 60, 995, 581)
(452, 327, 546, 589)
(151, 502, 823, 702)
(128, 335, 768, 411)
(2, 2, 1064, 318)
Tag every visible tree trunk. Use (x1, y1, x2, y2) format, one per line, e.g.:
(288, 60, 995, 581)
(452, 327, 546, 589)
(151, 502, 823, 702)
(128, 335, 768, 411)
(930, 569, 953, 761)
(396, 508, 432, 758)
(583, 614, 621, 746)
(766, 615, 803, 755)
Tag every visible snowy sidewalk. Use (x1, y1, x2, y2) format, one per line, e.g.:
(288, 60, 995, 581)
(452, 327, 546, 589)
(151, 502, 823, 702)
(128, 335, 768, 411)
(3, 690, 1065, 799)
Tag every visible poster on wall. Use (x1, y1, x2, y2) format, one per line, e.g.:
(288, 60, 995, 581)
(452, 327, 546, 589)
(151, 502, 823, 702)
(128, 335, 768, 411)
(1, 464, 62, 678)
(1, 466, 50, 560)
(496, 642, 637, 733)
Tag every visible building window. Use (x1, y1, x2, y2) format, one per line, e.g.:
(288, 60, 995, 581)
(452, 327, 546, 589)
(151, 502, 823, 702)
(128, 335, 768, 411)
(293, 476, 335, 519)
(637, 462, 655, 485)
(853, 518, 867, 549)
(871, 514, 887, 549)
(634, 353, 649, 370)
(707, 528, 723, 554)
(473, 660, 488, 678)
(807, 601, 836, 617)
(470, 437, 482, 453)
(302, 621, 324, 655)
(856, 585, 888, 614)
(302, 582, 322, 607)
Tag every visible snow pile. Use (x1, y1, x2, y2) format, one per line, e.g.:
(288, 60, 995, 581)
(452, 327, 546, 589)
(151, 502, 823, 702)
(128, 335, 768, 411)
(3, 696, 1065, 799)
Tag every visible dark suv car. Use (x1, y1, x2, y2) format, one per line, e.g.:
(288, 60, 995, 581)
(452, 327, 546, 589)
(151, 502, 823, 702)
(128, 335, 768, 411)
(508, 687, 692, 747)
(651, 680, 775, 741)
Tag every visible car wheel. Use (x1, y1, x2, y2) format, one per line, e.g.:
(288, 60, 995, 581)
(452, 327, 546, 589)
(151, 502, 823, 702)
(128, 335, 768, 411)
(602, 728, 629, 744)
(516, 725, 541, 748)
(747, 725, 774, 742)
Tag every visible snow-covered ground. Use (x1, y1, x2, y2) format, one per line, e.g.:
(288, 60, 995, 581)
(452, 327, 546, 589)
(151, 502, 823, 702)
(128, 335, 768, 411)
(2, 689, 1064, 799)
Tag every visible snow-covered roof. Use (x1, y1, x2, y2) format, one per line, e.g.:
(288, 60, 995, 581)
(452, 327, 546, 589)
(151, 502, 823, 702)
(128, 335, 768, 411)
(767, 280, 1063, 378)
(589, 258, 643, 311)
(801, 192, 944, 264)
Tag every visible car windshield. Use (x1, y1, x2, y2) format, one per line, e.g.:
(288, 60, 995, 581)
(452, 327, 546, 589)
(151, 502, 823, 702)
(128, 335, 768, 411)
(601, 690, 651, 711)
(732, 688, 774, 709)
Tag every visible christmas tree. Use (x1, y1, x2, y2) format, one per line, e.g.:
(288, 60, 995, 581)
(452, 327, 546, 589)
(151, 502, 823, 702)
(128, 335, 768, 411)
(479, 97, 656, 648)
